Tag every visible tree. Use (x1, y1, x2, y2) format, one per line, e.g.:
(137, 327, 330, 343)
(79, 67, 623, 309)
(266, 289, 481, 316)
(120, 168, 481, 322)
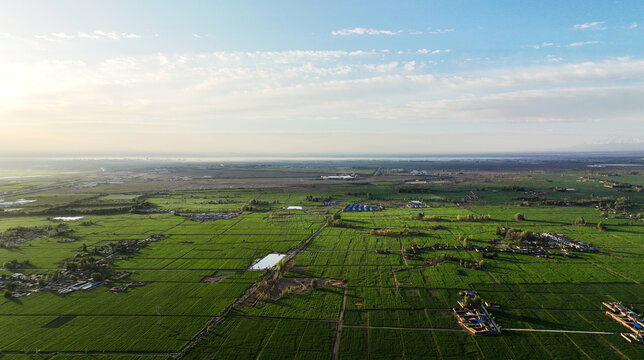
(514, 213, 525, 221)
(463, 238, 469, 248)
(573, 217, 586, 226)
(597, 221, 606, 231)
(463, 295, 482, 309)
(91, 273, 103, 281)
(310, 279, 318, 289)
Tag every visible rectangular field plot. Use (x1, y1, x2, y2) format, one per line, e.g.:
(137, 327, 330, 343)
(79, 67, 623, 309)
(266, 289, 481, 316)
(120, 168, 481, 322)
(0, 315, 206, 352)
(184, 317, 336, 360)
(235, 287, 344, 320)
(0, 273, 259, 316)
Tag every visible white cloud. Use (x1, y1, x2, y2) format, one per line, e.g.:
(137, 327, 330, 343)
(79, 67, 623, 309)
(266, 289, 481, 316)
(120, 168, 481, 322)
(52, 32, 75, 39)
(546, 55, 563, 63)
(629, 22, 638, 29)
(369, 87, 644, 124)
(404, 61, 416, 71)
(1, 52, 643, 154)
(568, 40, 599, 47)
(428, 28, 454, 34)
(332, 27, 401, 36)
(35, 30, 142, 41)
(573, 21, 606, 30)
(34, 35, 57, 42)
(192, 33, 206, 39)
(417, 49, 452, 54)
(533, 42, 554, 49)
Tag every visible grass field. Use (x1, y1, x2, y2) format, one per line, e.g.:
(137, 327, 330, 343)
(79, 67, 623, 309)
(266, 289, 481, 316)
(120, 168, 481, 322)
(0, 164, 642, 359)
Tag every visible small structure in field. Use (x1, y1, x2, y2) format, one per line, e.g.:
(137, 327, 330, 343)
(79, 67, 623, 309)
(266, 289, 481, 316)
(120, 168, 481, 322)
(408, 200, 427, 208)
(603, 301, 644, 343)
(249, 253, 286, 271)
(344, 204, 382, 212)
(321, 175, 356, 180)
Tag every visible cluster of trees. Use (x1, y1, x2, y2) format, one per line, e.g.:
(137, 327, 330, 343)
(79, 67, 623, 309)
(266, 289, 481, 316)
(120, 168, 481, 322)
(425, 253, 454, 266)
(462, 295, 483, 309)
(64, 257, 102, 273)
(496, 227, 533, 243)
(241, 199, 276, 212)
(3, 259, 33, 269)
(324, 214, 352, 228)
(0, 224, 73, 248)
(305, 195, 332, 202)
(500, 186, 527, 192)
(460, 259, 486, 270)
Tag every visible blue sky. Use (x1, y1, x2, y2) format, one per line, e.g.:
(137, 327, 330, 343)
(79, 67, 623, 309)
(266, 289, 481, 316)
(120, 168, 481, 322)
(0, 1, 642, 155)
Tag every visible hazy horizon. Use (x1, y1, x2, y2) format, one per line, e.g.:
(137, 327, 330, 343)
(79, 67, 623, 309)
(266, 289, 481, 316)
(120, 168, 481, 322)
(1, 1, 643, 155)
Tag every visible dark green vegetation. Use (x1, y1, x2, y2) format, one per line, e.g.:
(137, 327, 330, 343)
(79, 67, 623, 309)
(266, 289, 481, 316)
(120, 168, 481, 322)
(0, 157, 642, 359)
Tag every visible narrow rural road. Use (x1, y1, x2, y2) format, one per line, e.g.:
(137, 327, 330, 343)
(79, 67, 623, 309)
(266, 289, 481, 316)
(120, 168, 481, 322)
(503, 328, 616, 335)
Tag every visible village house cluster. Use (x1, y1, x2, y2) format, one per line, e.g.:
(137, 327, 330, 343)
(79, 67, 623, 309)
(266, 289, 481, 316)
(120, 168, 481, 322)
(603, 301, 644, 344)
(2, 235, 165, 298)
(538, 233, 596, 252)
(453, 290, 501, 335)
(190, 212, 241, 222)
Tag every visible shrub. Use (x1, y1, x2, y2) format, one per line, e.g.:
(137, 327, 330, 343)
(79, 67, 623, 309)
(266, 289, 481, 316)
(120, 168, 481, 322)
(514, 213, 525, 221)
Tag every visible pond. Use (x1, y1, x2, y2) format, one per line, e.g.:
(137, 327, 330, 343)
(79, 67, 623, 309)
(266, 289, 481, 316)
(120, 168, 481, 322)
(0, 199, 36, 206)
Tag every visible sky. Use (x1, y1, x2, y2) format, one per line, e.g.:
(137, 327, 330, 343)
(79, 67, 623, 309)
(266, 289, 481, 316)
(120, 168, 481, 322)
(0, 0, 643, 156)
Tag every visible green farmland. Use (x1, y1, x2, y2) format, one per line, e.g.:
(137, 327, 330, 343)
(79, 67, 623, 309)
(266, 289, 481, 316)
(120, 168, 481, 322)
(0, 160, 642, 359)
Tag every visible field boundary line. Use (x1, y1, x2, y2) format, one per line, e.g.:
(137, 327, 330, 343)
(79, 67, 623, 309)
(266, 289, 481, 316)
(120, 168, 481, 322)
(331, 287, 348, 360)
(583, 259, 639, 284)
(343, 325, 465, 332)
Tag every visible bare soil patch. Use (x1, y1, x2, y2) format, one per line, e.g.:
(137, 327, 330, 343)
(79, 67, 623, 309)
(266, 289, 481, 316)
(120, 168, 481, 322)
(242, 277, 345, 307)
(201, 275, 228, 283)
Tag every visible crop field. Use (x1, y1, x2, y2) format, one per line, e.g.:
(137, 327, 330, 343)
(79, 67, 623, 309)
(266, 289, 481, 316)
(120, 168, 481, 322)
(0, 161, 642, 359)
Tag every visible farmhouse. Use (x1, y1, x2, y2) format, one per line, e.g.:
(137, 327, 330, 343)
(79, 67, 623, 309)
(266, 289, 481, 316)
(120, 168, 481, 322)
(408, 200, 426, 208)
